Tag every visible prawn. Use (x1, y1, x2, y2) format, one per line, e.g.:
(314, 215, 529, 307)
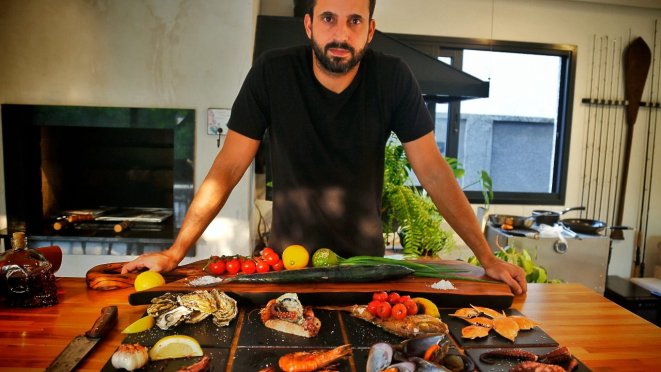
(278, 344, 352, 372)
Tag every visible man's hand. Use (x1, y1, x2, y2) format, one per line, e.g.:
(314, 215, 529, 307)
(483, 260, 528, 295)
(121, 250, 180, 274)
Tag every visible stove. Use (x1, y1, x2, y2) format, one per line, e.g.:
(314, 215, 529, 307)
(485, 223, 612, 294)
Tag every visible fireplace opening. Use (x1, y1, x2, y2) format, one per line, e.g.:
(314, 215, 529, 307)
(1, 104, 195, 255)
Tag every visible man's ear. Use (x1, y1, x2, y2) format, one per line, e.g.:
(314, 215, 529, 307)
(304, 14, 313, 39)
(367, 18, 376, 44)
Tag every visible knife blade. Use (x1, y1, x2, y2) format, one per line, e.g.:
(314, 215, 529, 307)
(45, 305, 118, 372)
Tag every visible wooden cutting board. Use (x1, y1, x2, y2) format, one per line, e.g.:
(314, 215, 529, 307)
(108, 259, 514, 309)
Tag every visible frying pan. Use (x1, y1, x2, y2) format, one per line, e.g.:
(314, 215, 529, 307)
(532, 206, 585, 225)
(561, 218, 631, 235)
(488, 214, 535, 229)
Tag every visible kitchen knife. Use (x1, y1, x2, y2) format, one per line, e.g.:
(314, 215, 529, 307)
(45, 305, 118, 372)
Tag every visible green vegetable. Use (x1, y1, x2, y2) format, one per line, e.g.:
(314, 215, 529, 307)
(226, 264, 414, 283)
(466, 245, 564, 284)
(312, 248, 339, 267)
(338, 255, 499, 284)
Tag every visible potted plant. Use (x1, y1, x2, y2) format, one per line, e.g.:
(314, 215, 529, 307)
(381, 136, 493, 259)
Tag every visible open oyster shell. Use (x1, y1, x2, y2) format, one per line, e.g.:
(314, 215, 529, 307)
(155, 305, 192, 330)
(147, 289, 238, 330)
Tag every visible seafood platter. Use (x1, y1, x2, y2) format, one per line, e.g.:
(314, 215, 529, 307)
(100, 289, 589, 372)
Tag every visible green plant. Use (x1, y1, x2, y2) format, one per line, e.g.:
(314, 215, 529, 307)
(466, 245, 564, 283)
(381, 136, 493, 259)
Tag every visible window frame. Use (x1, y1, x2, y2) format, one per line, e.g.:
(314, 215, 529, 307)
(390, 34, 577, 205)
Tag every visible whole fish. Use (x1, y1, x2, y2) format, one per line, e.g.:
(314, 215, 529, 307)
(318, 305, 448, 338)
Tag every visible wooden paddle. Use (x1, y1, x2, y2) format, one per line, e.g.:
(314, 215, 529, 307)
(612, 37, 651, 240)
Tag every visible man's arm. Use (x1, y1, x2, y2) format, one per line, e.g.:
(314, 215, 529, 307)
(402, 132, 527, 294)
(122, 130, 261, 274)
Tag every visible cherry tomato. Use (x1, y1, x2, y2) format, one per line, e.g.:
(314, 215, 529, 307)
(263, 251, 280, 266)
(367, 300, 380, 316)
(272, 259, 284, 271)
(261, 248, 275, 256)
(238, 256, 246, 265)
(376, 302, 392, 319)
(242, 260, 256, 274)
(255, 258, 270, 273)
(392, 303, 407, 320)
(398, 295, 411, 303)
(403, 300, 418, 316)
(387, 292, 400, 304)
(210, 255, 220, 262)
(373, 291, 388, 302)
(226, 258, 241, 274)
(209, 259, 226, 275)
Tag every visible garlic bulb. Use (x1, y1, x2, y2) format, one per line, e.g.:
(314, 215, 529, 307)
(111, 343, 149, 371)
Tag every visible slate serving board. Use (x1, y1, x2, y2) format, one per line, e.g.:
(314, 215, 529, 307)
(440, 308, 558, 349)
(465, 347, 591, 372)
(100, 347, 229, 372)
(233, 347, 352, 372)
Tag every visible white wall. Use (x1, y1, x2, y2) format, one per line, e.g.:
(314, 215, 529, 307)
(1, 0, 659, 279)
(0, 0, 260, 276)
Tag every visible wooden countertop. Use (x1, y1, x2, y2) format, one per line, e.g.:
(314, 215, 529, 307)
(0, 278, 660, 371)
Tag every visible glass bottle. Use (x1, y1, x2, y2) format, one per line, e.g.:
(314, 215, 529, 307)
(0, 232, 58, 307)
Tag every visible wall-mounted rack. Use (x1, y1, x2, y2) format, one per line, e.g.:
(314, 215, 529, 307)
(581, 98, 661, 107)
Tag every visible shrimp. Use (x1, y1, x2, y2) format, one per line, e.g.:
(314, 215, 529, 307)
(278, 344, 353, 372)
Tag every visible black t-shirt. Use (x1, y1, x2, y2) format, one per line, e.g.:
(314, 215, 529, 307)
(228, 45, 433, 258)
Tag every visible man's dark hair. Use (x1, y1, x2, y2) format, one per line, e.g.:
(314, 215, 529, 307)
(305, 0, 376, 20)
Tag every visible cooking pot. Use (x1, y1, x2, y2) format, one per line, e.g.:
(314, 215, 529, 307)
(488, 214, 535, 229)
(532, 206, 585, 225)
(561, 218, 631, 235)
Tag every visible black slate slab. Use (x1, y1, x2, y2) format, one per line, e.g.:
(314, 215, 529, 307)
(340, 312, 405, 347)
(100, 347, 229, 372)
(122, 311, 238, 348)
(465, 347, 591, 372)
(237, 308, 345, 348)
(440, 308, 558, 349)
(232, 347, 352, 371)
(353, 346, 462, 372)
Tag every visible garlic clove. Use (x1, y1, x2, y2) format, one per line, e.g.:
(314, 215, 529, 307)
(111, 343, 149, 371)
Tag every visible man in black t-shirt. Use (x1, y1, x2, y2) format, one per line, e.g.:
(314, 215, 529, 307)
(123, 0, 527, 295)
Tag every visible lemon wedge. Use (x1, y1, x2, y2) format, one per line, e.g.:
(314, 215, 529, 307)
(121, 315, 155, 334)
(134, 271, 165, 291)
(412, 297, 441, 318)
(149, 335, 203, 361)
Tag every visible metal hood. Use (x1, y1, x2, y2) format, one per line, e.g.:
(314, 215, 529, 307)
(254, 16, 489, 102)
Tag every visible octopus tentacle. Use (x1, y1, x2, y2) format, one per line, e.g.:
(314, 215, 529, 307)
(510, 361, 567, 372)
(538, 347, 572, 364)
(479, 349, 538, 364)
(565, 357, 578, 372)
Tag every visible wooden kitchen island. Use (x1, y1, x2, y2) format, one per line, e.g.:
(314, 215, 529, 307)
(0, 278, 660, 372)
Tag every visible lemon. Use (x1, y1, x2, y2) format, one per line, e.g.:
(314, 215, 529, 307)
(122, 315, 155, 334)
(149, 335, 203, 361)
(412, 297, 441, 318)
(312, 248, 340, 267)
(134, 271, 165, 291)
(282, 245, 309, 270)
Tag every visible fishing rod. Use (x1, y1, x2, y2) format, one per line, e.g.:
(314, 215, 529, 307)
(580, 35, 598, 217)
(587, 36, 605, 219)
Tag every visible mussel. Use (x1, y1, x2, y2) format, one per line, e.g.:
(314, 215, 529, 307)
(366, 333, 451, 372)
(408, 357, 453, 372)
(366, 343, 393, 372)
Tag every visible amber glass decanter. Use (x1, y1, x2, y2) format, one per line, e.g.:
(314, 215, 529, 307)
(0, 232, 58, 307)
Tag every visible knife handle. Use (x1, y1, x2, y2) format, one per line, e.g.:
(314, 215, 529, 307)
(85, 305, 118, 339)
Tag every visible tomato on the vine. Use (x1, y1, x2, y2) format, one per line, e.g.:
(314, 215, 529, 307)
(261, 247, 275, 256)
(242, 260, 256, 274)
(367, 300, 380, 316)
(271, 259, 284, 271)
(238, 256, 246, 265)
(376, 302, 392, 319)
(399, 295, 412, 303)
(226, 258, 241, 274)
(403, 300, 418, 315)
(209, 259, 226, 275)
(263, 252, 280, 266)
(387, 292, 400, 304)
(373, 291, 388, 302)
(255, 259, 270, 273)
(392, 303, 407, 320)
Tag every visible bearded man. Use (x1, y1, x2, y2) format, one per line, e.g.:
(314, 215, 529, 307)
(122, 0, 528, 295)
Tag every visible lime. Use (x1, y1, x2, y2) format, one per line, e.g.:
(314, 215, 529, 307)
(282, 245, 309, 270)
(122, 315, 155, 333)
(134, 271, 165, 291)
(149, 335, 203, 361)
(311, 248, 339, 267)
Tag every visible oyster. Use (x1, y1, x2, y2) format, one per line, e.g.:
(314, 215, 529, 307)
(155, 305, 192, 330)
(187, 310, 211, 324)
(179, 291, 218, 314)
(147, 292, 179, 318)
(211, 289, 238, 327)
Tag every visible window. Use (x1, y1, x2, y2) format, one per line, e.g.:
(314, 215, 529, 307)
(394, 35, 577, 205)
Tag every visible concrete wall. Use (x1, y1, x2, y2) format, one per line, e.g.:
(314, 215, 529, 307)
(1, 0, 660, 279)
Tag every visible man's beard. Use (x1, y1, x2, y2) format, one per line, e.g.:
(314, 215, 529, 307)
(311, 36, 367, 75)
